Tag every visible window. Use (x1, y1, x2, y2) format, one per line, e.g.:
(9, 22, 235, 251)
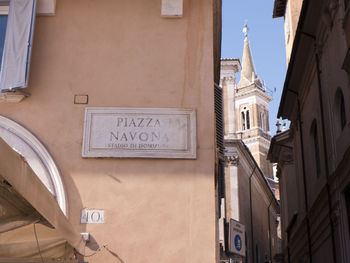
(345, 185, 350, 240)
(334, 88, 347, 134)
(0, 0, 37, 92)
(241, 111, 246, 130)
(339, 89, 346, 130)
(310, 120, 321, 177)
(246, 110, 250, 129)
(340, 92, 347, 130)
(259, 111, 266, 131)
(255, 244, 260, 263)
(0, 6, 8, 69)
(0, 3, 9, 69)
(241, 107, 250, 130)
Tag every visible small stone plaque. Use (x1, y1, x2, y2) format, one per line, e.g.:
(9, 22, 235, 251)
(82, 107, 196, 159)
(74, 94, 88, 104)
(81, 209, 104, 224)
(161, 0, 183, 17)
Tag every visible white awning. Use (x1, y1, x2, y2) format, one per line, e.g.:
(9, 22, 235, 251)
(0, 138, 85, 257)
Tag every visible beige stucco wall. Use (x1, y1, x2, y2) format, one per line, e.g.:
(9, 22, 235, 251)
(0, 0, 217, 262)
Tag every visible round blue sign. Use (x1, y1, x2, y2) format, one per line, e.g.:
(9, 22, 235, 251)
(234, 234, 242, 251)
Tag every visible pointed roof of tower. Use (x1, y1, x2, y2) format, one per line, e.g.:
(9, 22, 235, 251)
(238, 23, 261, 88)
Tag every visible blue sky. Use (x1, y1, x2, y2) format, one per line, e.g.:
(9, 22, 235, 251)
(221, 0, 286, 135)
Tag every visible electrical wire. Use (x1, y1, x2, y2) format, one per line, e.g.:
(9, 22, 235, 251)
(104, 245, 125, 263)
(33, 222, 123, 262)
(75, 246, 103, 257)
(75, 244, 124, 262)
(33, 223, 44, 263)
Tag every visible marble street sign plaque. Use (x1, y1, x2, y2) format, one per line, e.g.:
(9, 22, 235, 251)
(82, 107, 196, 159)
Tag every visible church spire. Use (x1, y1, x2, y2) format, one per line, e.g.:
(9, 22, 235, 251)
(239, 23, 259, 87)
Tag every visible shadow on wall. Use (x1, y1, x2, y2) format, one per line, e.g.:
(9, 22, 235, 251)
(76, 234, 126, 263)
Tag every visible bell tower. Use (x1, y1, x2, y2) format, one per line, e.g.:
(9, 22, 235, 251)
(235, 23, 273, 178)
(220, 24, 273, 178)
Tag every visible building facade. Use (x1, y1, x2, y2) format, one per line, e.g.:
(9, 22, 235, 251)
(0, 0, 222, 262)
(269, 0, 350, 262)
(219, 30, 280, 263)
(220, 140, 280, 263)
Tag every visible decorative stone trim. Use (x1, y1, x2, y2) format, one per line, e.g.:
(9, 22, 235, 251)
(0, 90, 29, 103)
(225, 154, 239, 166)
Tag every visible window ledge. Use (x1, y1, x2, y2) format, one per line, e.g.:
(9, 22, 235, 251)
(0, 91, 29, 103)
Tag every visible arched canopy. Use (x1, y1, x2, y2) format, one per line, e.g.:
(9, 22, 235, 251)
(0, 116, 85, 255)
(0, 115, 66, 214)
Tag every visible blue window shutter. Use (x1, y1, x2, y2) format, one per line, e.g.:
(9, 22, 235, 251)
(0, 15, 8, 69)
(0, 0, 37, 92)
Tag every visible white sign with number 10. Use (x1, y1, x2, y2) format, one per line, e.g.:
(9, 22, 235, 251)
(81, 209, 104, 224)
